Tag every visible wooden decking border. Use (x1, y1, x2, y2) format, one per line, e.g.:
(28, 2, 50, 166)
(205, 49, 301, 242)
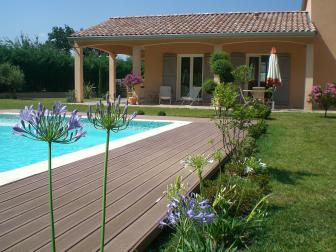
(0, 116, 225, 252)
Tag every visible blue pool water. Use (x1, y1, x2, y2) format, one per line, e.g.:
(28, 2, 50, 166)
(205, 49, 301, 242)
(0, 114, 170, 172)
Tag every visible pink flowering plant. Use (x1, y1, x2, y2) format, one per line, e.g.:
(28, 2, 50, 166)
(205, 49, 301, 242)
(12, 102, 86, 252)
(310, 83, 336, 117)
(123, 73, 142, 92)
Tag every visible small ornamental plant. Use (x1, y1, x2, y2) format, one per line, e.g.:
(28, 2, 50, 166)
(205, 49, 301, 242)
(123, 73, 142, 92)
(87, 95, 136, 252)
(12, 102, 86, 252)
(181, 154, 213, 195)
(160, 193, 216, 251)
(309, 83, 336, 117)
(243, 157, 267, 176)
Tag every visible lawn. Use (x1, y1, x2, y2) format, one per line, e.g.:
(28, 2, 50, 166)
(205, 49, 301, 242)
(148, 112, 336, 251)
(0, 98, 214, 118)
(249, 112, 336, 251)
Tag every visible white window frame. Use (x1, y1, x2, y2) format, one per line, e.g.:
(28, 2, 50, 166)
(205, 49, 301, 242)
(176, 54, 204, 99)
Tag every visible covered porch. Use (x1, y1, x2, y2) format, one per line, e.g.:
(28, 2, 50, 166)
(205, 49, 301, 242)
(69, 12, 316, 110)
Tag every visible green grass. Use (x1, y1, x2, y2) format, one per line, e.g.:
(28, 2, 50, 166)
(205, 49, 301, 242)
(148, 112, 336, 251)
(249, 113, 336, 252)
(0, 98, 214, 118)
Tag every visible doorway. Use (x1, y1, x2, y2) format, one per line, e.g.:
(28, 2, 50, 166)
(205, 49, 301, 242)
(177, 55, 203, 99)
(247, 55, 269, 88)
(247, 54, 290, 106)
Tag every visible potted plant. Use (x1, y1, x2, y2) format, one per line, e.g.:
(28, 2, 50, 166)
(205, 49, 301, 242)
(123, 73, 143, 105)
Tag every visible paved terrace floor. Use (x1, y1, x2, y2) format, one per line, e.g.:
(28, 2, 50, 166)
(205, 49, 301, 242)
(0, 116, 224, 252)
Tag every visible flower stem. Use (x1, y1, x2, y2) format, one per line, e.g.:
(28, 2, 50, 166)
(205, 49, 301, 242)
(100, 129, 110, 252)
(48, 141, 56, 252)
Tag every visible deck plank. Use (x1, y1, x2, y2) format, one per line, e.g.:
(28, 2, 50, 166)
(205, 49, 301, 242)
(0, 118, 225, 252)
(0, 125, 209, 235)
(0, 124, 206, 215)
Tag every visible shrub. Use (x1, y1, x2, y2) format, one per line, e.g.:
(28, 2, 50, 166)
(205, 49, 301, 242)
(205, 174, 269, 216)
(242, 156, 268, 176)
(136, 109, 145, 115)
(232, 65, 253, 87)
(0, 62, 24, 98)
(309, 83, 336, 117)
(202, 79, 217, 95)
(212, 83, 256, 159)
(252, 99, 272, 119)
(212, 83, 238, 109)
(160, 190, 268, 251)
(210, 52, 234, 83)
(224, 157, 268, 178)
(249, 119, 267, 139)
(235, 136, 257, 158)
(157, 111, 166, 116)
(65, 89, 76, 103)
(84, 81, 95, 99)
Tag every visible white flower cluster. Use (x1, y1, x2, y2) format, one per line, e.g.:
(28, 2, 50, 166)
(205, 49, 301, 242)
(243, 157, 267, 175)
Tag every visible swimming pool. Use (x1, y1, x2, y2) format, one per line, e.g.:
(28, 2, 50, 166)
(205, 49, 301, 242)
(0, 114, 173, 173)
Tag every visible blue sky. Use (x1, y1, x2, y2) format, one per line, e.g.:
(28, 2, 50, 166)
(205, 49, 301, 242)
(1, 0, 302, 41)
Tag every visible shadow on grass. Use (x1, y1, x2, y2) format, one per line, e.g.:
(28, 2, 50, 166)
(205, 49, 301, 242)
(268, 166, 317, 185)
(325, 115, 336, 119)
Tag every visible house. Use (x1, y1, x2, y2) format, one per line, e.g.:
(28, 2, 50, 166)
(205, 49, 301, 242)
(69, 0, 336, 110)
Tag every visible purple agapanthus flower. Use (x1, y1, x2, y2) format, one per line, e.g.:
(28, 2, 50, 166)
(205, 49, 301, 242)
(87, 95, 136, 132)
(53, 102, 67, 115)
(160, 193, 216, 227)
(67, 110, 82, 130)
(13, 102, 86, 144)
(19, 105, 35, 122)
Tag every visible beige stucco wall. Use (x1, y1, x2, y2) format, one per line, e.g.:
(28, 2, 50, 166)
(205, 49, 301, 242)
(144, 43, 213, 103)
(222, 42, 307, 108)
(141, 38, 309, 108)
(306, 0, 336, 85)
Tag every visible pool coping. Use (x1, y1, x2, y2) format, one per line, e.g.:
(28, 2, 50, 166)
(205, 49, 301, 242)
(0, 114, 191, 186)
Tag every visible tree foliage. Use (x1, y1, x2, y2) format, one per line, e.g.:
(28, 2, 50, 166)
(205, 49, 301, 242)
(210, 52, 234, 83)
(0, 62, 25, 97)
(46, 25, 75, 54)
(0, 29, 133, 94)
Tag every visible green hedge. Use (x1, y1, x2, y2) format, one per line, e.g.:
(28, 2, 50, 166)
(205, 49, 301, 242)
(0, 39, 132, 94)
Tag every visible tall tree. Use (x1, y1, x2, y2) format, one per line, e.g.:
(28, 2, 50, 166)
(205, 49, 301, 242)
(47, 25, 75, 54)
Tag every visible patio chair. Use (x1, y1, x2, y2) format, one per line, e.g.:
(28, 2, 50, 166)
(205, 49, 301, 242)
(181, 86, 202, 105)
(159, 86, 172, 104)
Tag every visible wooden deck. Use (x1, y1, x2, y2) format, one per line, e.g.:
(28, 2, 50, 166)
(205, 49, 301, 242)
(0, 117, 224, 252)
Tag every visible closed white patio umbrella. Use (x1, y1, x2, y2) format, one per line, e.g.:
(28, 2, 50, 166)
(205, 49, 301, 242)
(267, 47, 282, 109)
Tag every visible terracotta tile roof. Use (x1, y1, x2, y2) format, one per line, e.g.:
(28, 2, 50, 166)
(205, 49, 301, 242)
(71, 11, 316, 39)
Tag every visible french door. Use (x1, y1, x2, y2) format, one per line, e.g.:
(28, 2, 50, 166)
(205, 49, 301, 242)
(247, 54, 290, 106)
(247, 55, 269, 87)
(177, 55, 203, 99)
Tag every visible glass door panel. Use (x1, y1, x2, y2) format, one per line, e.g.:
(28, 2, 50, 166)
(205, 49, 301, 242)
(178, 55, 203, 98)
(180, 57, 190, 97)
(260, 56, 269, 87)
(248, 55, 270, 88)
(192, 57, 203, 87)
(249, 57, 260, 87)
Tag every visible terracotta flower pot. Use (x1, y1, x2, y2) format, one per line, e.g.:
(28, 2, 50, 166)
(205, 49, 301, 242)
(128, 96, 137, 105)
